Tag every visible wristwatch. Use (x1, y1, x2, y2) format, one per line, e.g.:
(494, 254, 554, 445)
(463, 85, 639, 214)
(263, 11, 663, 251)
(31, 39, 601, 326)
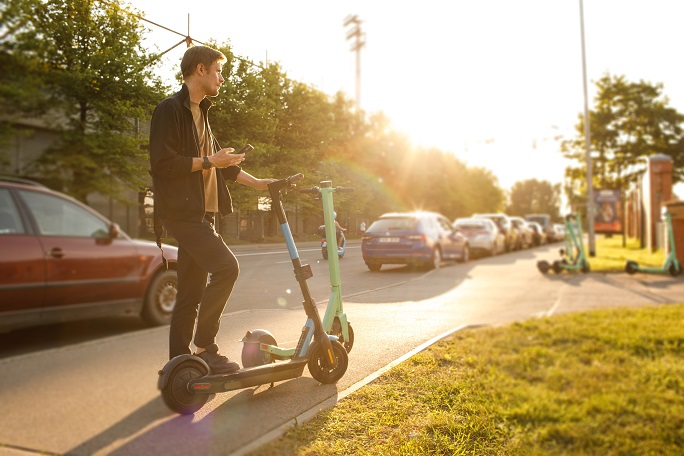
(202, 156, 213, 170)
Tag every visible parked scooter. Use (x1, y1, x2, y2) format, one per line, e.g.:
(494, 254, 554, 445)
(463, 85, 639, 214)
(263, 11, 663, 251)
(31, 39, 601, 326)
(625, 211, 681, 277)
(537, 213, 590, 274)
(301, 181, 355, 352)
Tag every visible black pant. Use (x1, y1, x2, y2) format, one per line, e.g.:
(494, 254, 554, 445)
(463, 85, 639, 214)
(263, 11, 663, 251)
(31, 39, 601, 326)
(162, 213, 240, 359)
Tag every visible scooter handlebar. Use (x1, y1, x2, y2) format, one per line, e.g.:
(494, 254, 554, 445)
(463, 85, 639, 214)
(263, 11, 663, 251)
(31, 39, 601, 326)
(268, 173, 304, 195)
(299, 186, 320, 194)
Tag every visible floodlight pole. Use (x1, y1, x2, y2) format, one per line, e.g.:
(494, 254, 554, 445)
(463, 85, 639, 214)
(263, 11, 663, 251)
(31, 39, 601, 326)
(344, 15, 365, 108)
(579, 0, 596, 256)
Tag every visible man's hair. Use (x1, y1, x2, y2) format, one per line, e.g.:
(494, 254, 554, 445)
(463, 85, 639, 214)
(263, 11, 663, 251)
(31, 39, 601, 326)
(180, 45, 227, 79)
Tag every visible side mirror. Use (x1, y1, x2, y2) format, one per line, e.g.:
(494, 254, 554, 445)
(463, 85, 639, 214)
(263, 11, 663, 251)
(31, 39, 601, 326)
(109, 223, 121, 239)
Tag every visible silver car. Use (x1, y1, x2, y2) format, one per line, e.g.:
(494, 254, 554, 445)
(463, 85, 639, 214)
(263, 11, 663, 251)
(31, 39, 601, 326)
(453, 217, 505, 256)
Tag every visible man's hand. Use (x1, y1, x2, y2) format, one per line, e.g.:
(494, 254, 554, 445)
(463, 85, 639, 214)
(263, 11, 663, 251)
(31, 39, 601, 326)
(210, 148, 245, 168)
(235, 171, 276, 190)
(250, 178, 277, 191)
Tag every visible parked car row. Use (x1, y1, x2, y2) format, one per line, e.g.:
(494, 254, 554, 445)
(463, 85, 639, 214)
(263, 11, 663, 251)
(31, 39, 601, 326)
(461, 213, 563, 255)
(362, 211, 564, 271)
(0, 177, 178, 333)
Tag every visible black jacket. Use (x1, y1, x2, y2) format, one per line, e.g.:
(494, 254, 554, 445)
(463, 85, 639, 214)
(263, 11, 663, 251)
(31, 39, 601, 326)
(149, 84, 241, 223)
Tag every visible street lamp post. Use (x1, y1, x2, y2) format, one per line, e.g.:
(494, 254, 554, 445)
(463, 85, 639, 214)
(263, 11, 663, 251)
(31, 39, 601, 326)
(579, 0, 596, 256)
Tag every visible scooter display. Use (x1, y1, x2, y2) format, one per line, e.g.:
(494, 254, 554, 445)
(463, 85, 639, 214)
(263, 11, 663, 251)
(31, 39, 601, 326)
(158, 173, 349, 415)
(301, 181, 355, 352)
(625, 210, 681, 277)
(537, 213, 590, 274)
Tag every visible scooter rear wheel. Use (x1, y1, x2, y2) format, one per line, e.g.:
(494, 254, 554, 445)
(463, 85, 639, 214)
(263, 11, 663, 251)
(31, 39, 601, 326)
(161, 360, 208, 415)
(308, 340, 348, 384)
(581, 260, 590, 273)
(669, 262, 680, 277)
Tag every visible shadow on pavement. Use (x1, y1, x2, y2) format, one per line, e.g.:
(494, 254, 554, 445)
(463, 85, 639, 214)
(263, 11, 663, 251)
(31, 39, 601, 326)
(66, 377, 337, 456)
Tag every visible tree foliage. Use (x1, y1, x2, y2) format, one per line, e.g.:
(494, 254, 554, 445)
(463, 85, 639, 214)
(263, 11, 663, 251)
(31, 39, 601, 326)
(2, 0, 505, 224)
(0, 0, 166, 202)
(562, 73, 684, 209)
(507, 179, 561, 220)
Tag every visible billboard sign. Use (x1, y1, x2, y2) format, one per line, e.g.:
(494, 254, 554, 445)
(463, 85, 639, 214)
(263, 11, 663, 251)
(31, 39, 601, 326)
(594, 189, 622, 233)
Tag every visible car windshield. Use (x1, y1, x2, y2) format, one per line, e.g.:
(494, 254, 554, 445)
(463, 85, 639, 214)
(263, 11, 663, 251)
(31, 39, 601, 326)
(368, 217, 418, 231)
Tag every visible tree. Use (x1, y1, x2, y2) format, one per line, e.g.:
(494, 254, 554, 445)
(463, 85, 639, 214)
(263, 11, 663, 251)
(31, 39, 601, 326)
(0, 0, 166, 202)
(562, 74, 684, 208)
(507, 179, 561, 220)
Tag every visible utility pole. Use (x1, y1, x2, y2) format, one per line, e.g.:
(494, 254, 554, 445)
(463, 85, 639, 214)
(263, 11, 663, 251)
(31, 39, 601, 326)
(344, 15, 365, 108)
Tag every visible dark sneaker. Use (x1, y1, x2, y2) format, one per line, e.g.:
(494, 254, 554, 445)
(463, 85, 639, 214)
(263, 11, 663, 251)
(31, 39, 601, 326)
(196, 343, 240, 374)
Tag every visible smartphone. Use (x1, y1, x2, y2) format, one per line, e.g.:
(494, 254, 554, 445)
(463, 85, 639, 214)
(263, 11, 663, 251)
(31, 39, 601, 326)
(237, 144, 254, 154)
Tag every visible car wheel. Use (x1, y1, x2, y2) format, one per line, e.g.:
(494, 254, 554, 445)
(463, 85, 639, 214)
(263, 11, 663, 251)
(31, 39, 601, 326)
(366, 262, 382, 272)
(141, 269, 177, 326)
(428, 247, 442, 270)
(460, 245, 470, 263)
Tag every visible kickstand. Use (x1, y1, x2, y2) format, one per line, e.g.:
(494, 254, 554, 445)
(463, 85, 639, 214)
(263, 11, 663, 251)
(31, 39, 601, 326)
(269, 382, 275, 389)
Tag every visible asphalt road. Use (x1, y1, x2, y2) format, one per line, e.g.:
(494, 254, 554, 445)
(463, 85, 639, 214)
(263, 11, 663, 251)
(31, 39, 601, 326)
(1, 240, 682, 455)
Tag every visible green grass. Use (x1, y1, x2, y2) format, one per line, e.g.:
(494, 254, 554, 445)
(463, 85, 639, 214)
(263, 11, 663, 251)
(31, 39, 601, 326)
(583, 235, 665, 273)
(250, 304, 684, 455)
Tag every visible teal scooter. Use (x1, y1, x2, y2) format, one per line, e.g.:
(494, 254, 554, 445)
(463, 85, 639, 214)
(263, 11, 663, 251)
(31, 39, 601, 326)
(625, 211, 681, 277)
(537, 213, 590, 274)
(300, 181, 355, 352)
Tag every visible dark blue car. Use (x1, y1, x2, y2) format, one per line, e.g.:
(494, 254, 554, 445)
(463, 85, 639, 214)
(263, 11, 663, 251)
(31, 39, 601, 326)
(361, 212, 469, 272)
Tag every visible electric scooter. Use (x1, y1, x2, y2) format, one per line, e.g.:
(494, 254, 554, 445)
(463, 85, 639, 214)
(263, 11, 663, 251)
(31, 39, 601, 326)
(537, 213, 590, 274)
(625, 211, 681, 277)
(301, 181, 355, 352)
(158, 173, 349, 415)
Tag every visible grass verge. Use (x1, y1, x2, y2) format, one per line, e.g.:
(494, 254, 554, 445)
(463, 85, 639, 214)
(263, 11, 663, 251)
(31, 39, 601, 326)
(568, 235, 666, 273)
(249, 304, 684, 455)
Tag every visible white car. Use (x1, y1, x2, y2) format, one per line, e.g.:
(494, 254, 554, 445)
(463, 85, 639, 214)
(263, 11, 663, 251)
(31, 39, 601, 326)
(453, 217, 506, 256)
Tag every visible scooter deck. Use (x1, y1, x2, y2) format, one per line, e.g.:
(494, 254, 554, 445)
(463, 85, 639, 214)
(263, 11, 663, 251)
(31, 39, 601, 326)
(188, 359, 308, 394)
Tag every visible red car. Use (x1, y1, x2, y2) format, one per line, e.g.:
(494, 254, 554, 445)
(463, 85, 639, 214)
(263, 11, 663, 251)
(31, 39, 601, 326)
(0, 177, 178, 332)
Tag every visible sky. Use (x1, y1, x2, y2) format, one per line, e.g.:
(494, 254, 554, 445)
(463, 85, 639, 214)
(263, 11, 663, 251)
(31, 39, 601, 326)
(128, 0, 684, 191)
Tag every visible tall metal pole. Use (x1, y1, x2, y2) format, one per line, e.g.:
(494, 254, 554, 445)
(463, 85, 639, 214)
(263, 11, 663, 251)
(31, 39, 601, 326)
(344, 15, 365, 108)
(579, 0, 595, 256)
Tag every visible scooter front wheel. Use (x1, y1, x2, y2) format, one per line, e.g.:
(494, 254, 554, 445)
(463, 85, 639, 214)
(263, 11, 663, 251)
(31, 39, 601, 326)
(625, 261, 638, 274)
(331, 319, 354, 353)
(308, 340, 348, 384)
(242, 333, 278, 368)
(161, 359, 208, 415)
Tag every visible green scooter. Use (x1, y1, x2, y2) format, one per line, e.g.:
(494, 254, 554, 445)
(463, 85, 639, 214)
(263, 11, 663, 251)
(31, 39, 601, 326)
(300, 181, 355, 352)
(537, 213, 590, 274)
(625, 211, 681, 277)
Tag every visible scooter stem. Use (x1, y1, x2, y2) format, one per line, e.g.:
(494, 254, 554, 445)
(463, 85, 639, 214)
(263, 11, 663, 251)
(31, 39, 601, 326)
(268, 175, 335, 368)
(320, 181, 342, 288)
